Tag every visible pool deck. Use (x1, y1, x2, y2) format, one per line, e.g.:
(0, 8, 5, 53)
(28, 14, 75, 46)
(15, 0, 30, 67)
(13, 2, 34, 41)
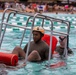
(0, 9, 76, 14)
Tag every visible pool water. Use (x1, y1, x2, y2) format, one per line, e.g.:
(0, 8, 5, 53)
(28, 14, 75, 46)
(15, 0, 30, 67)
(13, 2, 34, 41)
(7, 52, 76, 75)
(0, 13, 76, 75)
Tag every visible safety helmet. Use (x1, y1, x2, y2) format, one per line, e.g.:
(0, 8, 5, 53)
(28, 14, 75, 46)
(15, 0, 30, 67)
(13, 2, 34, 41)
(32, 26, 45, 35)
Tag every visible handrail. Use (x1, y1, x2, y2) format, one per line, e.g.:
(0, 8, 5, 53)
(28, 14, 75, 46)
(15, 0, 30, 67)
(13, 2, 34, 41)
(25, 13, 40, 64)
(0, 11, 19, 46)
(2, 22, 69, 35)
(0, 8, 71, 67)
(20, 16, 33, 47)
(0, 8, 70, 37)
(0, 8, 19, 37)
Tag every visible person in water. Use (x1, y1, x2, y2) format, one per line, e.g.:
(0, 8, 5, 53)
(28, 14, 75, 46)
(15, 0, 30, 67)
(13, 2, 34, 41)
(55, 36, 73, 57)
(12, 26, 49, 62)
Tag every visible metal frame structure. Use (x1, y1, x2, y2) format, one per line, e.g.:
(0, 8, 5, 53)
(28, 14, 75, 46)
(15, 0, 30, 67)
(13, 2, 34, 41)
(0, 8, 71, 66)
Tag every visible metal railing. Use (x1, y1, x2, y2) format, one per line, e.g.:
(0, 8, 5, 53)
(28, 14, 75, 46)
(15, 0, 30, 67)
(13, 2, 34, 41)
(0, 8, 71, 66)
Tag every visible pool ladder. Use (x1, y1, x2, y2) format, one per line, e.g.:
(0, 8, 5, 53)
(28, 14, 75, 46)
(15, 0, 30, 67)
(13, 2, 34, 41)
(0, 8, 71, 66)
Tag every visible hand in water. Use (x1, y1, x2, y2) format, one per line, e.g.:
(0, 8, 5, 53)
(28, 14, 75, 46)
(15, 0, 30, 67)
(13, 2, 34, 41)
(16, 62, 26, 68)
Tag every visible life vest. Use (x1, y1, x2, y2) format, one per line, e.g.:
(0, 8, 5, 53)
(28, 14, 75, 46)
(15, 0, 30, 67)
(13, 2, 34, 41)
(42, 34, 58, 54)
(0, 52, 18, 66)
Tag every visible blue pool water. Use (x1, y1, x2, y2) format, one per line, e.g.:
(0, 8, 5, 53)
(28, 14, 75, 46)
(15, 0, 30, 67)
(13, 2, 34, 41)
(0, 12, 76, 75)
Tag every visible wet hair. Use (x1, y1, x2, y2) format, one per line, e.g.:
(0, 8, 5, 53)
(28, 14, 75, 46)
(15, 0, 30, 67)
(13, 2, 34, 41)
(59, 36, 66, 42)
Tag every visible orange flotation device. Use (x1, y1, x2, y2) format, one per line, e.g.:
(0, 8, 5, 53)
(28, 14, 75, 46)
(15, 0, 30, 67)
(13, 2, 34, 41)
(0, 52, 18, 66)
(42, 34, 58, 54)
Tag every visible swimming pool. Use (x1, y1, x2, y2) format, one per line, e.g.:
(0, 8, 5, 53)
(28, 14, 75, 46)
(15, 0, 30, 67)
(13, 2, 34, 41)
(0, 12, 76, 75)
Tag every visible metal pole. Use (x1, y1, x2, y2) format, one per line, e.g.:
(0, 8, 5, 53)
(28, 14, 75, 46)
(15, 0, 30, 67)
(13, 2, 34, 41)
(25, 13, 40, 64)
(0, 12, 15, 48)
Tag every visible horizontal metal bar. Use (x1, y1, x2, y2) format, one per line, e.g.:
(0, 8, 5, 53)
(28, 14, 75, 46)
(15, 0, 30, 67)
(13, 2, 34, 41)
(3, 22, 68, 35)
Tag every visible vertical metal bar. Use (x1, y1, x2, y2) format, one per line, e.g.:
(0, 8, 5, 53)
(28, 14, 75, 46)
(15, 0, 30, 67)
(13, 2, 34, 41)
(0, 8, 13, 37)
(20, 16, 33, 47)
(0, 12, 15, 48)
(48, 19, 53, 65)
(64, 37, 68, 59)
(0, 9, 7, 37)
(42, 18, 44, 27)
(67, 21, 70, 49)
(25, 13, 40, 64)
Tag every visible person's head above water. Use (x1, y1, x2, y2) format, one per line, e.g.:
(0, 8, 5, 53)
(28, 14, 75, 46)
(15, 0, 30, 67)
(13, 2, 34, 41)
(32, 26, 45, 43)
(32, 26, 44, 35)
